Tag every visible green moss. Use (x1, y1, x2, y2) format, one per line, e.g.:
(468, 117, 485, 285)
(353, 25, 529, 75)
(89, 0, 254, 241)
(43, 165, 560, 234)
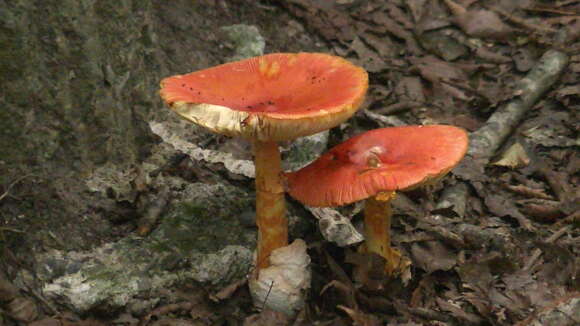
(85, 265, 120, 282)
(160, 203, 246, 253)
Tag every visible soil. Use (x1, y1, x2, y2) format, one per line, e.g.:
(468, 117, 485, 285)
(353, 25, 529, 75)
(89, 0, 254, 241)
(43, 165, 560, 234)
(0, 0, 578, 325)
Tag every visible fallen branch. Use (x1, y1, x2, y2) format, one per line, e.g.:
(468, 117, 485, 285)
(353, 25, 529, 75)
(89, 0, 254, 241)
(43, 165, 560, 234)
(448, 50, 568, 228)
(523, 225, 572, 271)
(464, 50, 568, 165)
(150, 121, 255, 178)
(0, 174, 34, 202)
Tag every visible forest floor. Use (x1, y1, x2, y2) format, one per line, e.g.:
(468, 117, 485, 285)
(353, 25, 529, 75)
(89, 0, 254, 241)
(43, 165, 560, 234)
(1, 1, 579, 325)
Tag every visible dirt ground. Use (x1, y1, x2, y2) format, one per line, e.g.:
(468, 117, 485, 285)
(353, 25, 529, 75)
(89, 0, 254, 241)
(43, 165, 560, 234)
(1, 0, 579, 325)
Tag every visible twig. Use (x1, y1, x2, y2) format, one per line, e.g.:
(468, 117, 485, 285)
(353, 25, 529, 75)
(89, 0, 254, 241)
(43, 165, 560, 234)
(465, 50, 568, 163)
(261, 280, 275, 311)
(554, 210, 580, 227)
(447, 50, 568, 230)
(536, 163, 571, 202)
(486, 5, 557, 33)
(523, 225, 571, 271)
(0, 174, 34, 202)
(515, 292, 580, 326)
(374, 101, 423, 115)
(363, 109, 407, 127)
(136, 186, 171, 236)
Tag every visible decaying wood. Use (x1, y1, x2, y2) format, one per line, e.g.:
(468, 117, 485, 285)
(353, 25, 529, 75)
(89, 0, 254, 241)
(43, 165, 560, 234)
(136, 186, 171, 236)
(363, 109, 407, 127)
(447, 50, 568, 229)
(434, 182, 469, 218)
(523, 225, 572, 271)
(307, 207, 364, 247)
(515, 292, 580, 326)
(465, 50, 568, 164)
(150, 121, 255, 178)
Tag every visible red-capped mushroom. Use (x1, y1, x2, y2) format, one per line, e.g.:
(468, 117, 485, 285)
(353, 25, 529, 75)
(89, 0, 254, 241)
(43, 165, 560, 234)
(160, 53, 368, 272)
(285, 125, 469, 275)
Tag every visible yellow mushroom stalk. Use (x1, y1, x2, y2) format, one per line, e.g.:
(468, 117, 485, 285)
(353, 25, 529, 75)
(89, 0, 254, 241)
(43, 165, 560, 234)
(286, 125, 469, 276)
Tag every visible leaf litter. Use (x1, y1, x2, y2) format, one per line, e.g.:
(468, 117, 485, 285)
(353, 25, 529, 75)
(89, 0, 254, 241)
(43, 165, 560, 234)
(275, 0, 579, 325)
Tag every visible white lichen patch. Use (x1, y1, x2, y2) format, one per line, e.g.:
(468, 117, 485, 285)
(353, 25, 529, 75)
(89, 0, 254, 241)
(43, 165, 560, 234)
(307, 206, 364, 247)
(151, 120, 331, 177)
(85, 162, 146, 201)
(37, 181, 255, 314)
(283, 130, 329, 172)
(40, 240, 252, 313)
(150, 120, 256, 178)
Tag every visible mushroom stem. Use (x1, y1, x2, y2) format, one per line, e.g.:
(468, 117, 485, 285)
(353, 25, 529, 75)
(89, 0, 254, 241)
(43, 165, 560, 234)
(363, 191, 401, 275)
(254, 140, 288, 272)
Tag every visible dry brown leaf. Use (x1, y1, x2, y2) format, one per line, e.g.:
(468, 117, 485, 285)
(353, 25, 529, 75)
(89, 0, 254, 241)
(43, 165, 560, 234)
(6, 297, 38, 323)
(349, 37, 388, 73)
(0, 275, 19, 301)
(435, 297, 484, 325)
(412, 56, 468, 83)
(243, 309, 291, 326)
(515, 292, 580, 326)
(28, 318, 62, 326)
(443, 0, 514, 40)
(492, 142, 531, 169)
(410, 241, 457, 273)
(149, 318, 200, 326)
(394, 77, 425, 103)
(338, 305, 382, 326)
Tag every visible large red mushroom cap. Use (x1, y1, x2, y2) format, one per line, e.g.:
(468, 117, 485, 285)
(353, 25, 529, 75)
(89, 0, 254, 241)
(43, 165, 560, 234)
(159, 53, 368, 141)
(285, 125, 469, 207)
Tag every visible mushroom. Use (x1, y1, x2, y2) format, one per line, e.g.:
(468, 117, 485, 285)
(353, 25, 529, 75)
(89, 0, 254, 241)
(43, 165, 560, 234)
(159, 53, 368, 272)
(285, 125, 469, 275)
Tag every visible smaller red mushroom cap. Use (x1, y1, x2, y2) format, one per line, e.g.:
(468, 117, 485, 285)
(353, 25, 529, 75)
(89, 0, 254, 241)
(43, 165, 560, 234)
(159, 53, 368, 141)
(285, 125, 469, 207)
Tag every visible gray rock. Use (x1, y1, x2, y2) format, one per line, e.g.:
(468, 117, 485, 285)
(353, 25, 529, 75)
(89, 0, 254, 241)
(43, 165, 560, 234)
(283, 131, 329, 172)
(221, 24, 266, 61)
(35, 182, 255, 314)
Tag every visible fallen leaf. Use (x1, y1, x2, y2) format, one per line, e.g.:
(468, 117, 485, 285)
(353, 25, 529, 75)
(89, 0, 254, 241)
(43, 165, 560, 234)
(492, 142, 530, 169)
(6, 297, 38, 323)
(443, 0, 514, 40)
(28, 319, 61, 326)
(338, 305, 382, 326)
(410, 241, 457, 273)
(243, 309, 290, 326)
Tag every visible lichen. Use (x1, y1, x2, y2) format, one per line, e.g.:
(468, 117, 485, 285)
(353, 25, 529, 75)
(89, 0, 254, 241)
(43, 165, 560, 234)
(38, 182, 256, 313)
(221, 24, 265, 61)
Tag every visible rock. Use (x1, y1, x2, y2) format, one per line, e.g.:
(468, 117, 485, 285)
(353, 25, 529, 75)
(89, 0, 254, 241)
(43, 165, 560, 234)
(283, 131, 329, 172)
(33, 182, 255, 314)
(307, 207, 364, 247)
(221, 24, 266, 61)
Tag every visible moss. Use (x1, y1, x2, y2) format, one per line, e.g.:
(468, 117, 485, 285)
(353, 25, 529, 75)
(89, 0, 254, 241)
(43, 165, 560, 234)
(150, 199, 254, 255)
